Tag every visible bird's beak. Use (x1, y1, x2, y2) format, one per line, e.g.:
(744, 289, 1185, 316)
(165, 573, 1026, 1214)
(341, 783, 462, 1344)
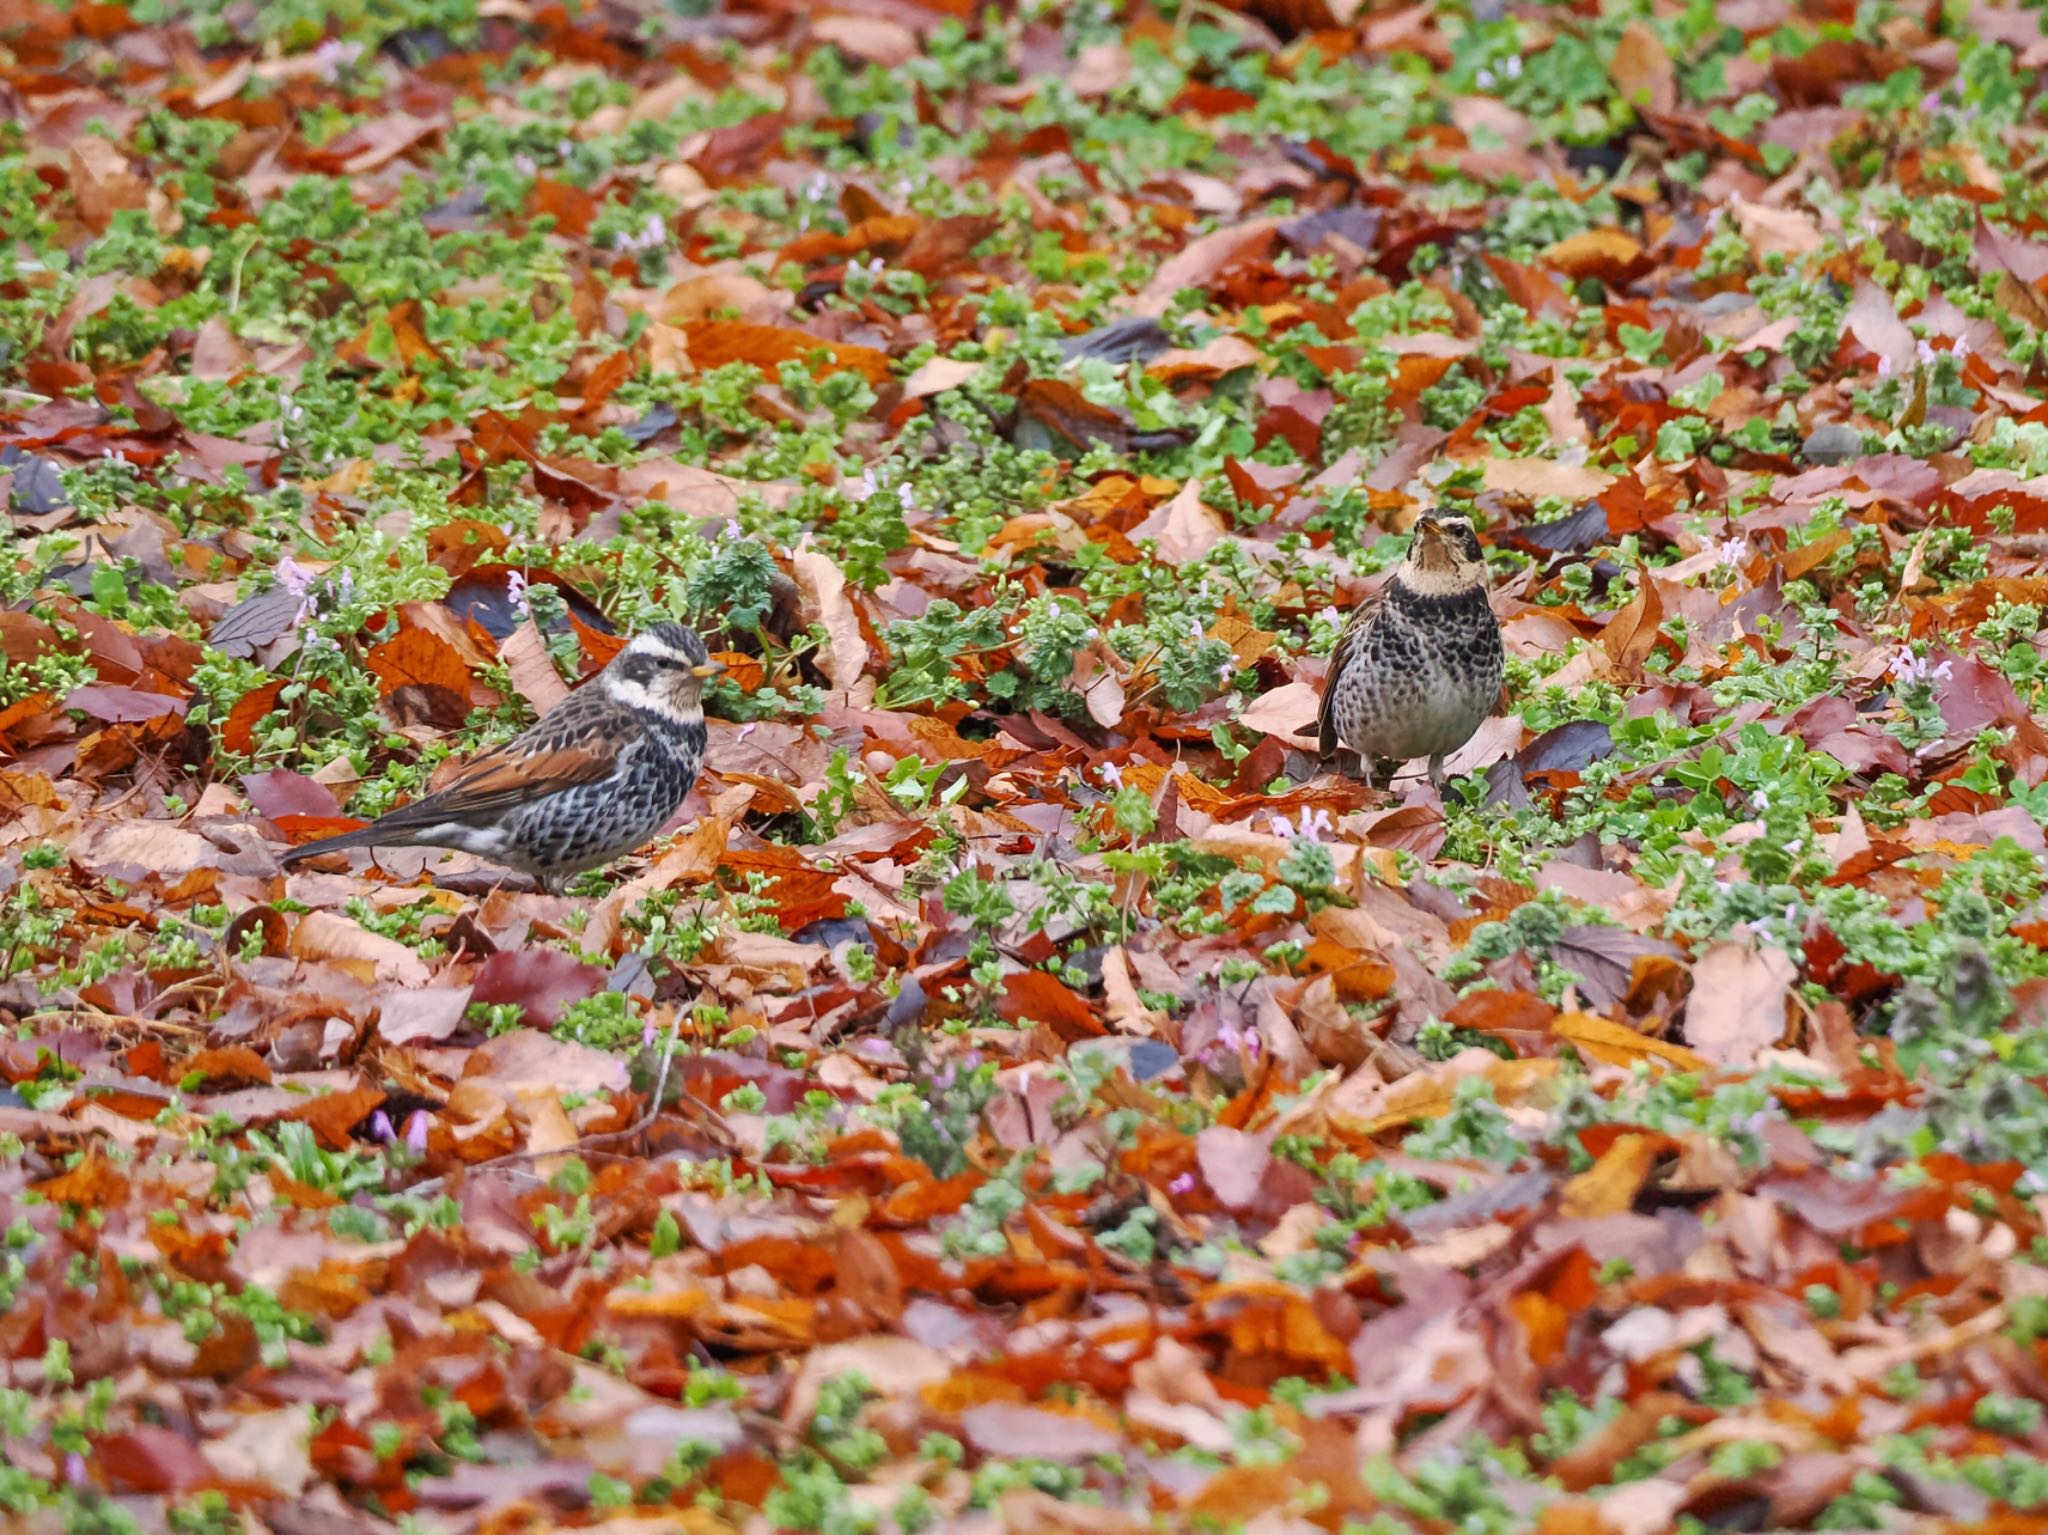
(1415, 516, 1446, 541)
(692, 661, 726, 678)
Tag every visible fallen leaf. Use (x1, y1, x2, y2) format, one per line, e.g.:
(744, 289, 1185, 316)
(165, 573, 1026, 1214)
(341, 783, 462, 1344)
(1611, 22, 1675, 113)
(1684, 940, 1796, 1066)
(289, 910, 432, 986)
(1237, 681, 1321, 749)
(1483, 458, 1617, 501)
(791, 547, 867, 691)
(469, 946, 608, 1028)
(366, 627, 470, 699)
(1131, 479, 1226, 563)
(499, 619, 570, 715)
(682, 319, 892, 385)
(1134, 217, 1284, 316)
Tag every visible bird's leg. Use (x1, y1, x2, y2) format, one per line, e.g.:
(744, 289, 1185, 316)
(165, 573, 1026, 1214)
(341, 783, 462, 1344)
(1357, 752, 1376, 792)
(1428, 753, 1448, 793)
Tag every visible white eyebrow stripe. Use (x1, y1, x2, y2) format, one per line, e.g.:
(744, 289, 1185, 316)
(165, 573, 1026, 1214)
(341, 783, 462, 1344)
(626, 640, 690, 666)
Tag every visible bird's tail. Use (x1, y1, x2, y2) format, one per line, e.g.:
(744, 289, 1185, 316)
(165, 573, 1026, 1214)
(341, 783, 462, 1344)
(279, 825, 389, 865)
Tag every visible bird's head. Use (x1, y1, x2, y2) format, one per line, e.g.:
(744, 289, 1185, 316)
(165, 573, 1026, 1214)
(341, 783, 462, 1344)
(1402, 512, 1489, 594)
(605, 622, 723, 718)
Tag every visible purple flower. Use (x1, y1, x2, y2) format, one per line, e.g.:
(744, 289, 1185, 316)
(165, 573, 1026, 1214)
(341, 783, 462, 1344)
(1169, 1172, 1196, 1195)
(505, 567, 529, 618)
(404, 1112, 429, 1154)
(1270, 806, 1331, 842)
(368, 1110, 395, 1143)
(1890, 648, 1953, 688)
(642, 1018, 658, 1050)
(64, 1453, 86, 1488)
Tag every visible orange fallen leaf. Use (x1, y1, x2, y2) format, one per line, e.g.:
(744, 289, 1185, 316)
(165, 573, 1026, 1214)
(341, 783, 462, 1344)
(365, 627, 470, 699)
(1559, 1132, 1661, 1219)
(1552, 1012, 1707, 1072)
(682, 319, 892, 385)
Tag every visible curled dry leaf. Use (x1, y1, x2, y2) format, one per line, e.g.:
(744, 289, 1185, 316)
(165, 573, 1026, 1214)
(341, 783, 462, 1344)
(498, 618, 571, 716)
(790, 546, 867, 692)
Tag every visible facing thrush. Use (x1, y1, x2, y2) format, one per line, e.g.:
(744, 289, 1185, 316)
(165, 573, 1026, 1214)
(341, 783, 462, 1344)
(1316, 513, 1502, 791)
(280, 622, 721, 892)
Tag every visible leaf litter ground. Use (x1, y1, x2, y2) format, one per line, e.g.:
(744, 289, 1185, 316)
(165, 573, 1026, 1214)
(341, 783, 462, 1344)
(7, 1, 2048, 1532)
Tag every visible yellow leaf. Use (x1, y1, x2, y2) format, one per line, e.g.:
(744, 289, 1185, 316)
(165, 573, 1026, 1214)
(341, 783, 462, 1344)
(1559, 1132, 1659, 1219)
(606, 1286, 713, 1319)
(1331, 1056, 1559, 1139)
(1553, 1011, 1706, 1072)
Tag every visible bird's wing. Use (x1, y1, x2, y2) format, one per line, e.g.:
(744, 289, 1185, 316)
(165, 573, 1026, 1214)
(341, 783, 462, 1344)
(363, 690, 621, 832)
(1317, 586, 1384, 757)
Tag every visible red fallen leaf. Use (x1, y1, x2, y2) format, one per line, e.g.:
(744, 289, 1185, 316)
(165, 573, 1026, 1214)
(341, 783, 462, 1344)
(180, 1045, 271, 1089)
(1977, 216, 2048, 284)
(1937, 655, 2048, 766)
(671, 1051, 813, 1115)
(468, 946, 607, 1028)
(533, 455, 618, 516)
(286, 1085, 386, 1150)
(1599, 575, 1667, 677)
(714, 848, 848, 932)
(426, 518, 514, 577)
(271, 813, 369, 847)
(218, 678, 284, 755)
(571, 610, 628, 673)
(568, 349, 634, 416)
(96, 1425, 218, 1493)
(528, 174, 596, 237)
(241, 770, 341, 822)
(365, 627, 471, 700)
(780, 213, 921, 267)
(1224, 455, 1303, 510)
(692, 112, 788, 182)
(896, 214, 1000, 279)
(337, 300, 443, 372)
(222, 904, 289, 959)
(0, 610, 64, 668)
(996, 969, 1104, 1039)
(308, 111, 443, 175)
(1013, 377, 1139, 452)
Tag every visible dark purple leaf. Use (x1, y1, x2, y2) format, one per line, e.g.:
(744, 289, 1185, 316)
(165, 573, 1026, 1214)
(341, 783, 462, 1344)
(468, 947, 608, 1028)
(241, 771, 342, 821)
